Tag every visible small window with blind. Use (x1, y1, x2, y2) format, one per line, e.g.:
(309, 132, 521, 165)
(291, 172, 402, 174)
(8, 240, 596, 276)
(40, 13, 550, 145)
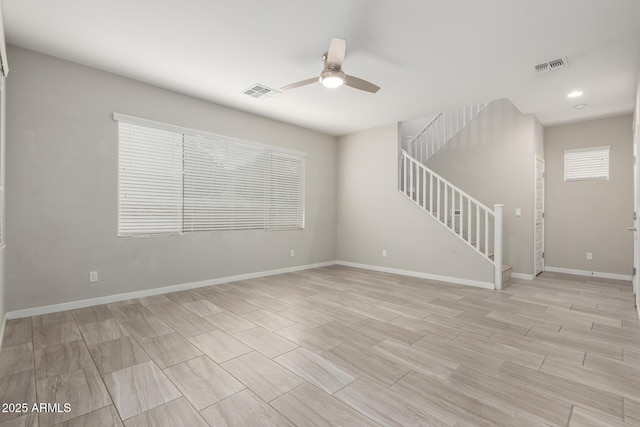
(116, 114, 305, 237)
(564, 146, 610, 182)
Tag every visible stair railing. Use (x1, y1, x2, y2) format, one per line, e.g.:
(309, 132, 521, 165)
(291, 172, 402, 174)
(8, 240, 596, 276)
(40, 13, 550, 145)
(406, 102, 489, 164)
(400, 149, 504, 290)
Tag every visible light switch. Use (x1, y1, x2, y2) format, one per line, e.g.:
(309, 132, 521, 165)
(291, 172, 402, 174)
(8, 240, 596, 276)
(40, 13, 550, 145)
(515, 208, 522, 217)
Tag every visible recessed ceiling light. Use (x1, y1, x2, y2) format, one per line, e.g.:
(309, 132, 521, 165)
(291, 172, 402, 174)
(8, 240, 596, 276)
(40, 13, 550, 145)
(567, 90, 583, 98)
(574, 103, 587, 109)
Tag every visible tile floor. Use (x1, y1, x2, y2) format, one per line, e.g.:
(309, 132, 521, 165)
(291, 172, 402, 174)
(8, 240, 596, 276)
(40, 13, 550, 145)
(0, 266, 639, 426)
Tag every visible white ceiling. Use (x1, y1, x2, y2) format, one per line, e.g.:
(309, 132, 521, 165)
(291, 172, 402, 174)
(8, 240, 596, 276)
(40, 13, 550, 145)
(4, 0, 640, 136)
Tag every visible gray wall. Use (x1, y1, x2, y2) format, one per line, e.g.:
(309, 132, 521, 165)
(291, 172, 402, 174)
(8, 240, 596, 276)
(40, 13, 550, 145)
(544, 115, 633, 275)
(336, 123, 493, 284)
(6, 46, 337, 312)
(425, 99, 542, 275)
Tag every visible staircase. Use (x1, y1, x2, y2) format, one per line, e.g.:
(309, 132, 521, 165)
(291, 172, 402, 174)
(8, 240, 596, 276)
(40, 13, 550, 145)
(404, 102, 488, 165)
(400, 102, 511, 290)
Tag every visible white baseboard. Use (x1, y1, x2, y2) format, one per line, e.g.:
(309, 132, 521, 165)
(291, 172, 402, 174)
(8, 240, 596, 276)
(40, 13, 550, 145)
(544, 266, 632, 281)
(511, 273, 535, 280)
(6, 261, 336, 319)
(335, 260, 495, 290)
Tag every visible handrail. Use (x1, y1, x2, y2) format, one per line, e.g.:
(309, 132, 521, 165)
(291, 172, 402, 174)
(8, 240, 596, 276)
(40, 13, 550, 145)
(401, 150, 494, 215)
(405, 102, 489, 162)
(407, 113, 442, 148)
(399, 149, 504, 290)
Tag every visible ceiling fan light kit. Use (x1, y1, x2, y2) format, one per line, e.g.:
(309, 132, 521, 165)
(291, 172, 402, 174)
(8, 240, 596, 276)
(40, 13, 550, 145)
(320, 70, 345, 88)
(282, 37, 380, 93)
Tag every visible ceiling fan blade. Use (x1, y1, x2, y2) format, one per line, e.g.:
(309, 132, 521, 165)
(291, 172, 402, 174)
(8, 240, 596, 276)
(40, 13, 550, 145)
(345, 75, 380, 93)
(326, 37, 346, 68)
(280, 77, 318, 91)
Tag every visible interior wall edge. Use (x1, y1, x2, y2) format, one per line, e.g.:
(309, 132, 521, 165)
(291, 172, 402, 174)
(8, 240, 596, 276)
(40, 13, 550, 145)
(544, 266, 632, 281)
(6, 261, 336, 319)
(335, 260, 495, 290)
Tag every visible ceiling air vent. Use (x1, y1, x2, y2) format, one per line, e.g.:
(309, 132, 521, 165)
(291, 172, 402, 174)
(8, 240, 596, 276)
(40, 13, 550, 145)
(242, 84, 281, 99)
(534, 57, 568, 73)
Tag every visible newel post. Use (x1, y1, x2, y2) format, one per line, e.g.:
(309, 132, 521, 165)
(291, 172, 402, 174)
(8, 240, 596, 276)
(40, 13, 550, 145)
(493, 204, 504, 290)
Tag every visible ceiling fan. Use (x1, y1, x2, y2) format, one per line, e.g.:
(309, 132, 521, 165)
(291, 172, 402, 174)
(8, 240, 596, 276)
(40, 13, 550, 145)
(281, 38, 380, 93)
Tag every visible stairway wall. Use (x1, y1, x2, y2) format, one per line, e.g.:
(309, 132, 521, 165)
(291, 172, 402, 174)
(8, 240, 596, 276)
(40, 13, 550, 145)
(425, 99, 543, 275)
(336, 123, 493, 284)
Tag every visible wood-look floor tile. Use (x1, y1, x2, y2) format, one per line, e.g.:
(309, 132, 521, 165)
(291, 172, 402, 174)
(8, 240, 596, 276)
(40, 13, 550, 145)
(121, 316, 173, 341)
(233, 327, 298, 359)
(451, 333, 545, 370)
(240, 309, 295, 331)
(34, 340, 94, 379)
(499, 361, 623, 420)
(0, 343, 33, 377)
(390, 370, 515, 427)
(78, 319, 130, 347)
(33, 312, 75, 324)
(164, 291, 198, 304)
(0, 412, 37, 427)
(221, 351, 303, 402)
(2, 320, 32, 348)
(274, 347, 356, 394)
(322, 342, 410, 386)
(247, 296, 292, 312)
(374, 339, 459, 379)
(135, 295, 170, 306)
(199, 389, 293, 427)
(312, 322, 379, 350)
(490, 330, 585, 365)
(181, 300, 224, 317)
(33, 321, 82, 349)
(275, 324, 343, 353)
(272, 382, 379, 426)
(123, 397, 208, 427)
(148, 312, 215, 338)
(0, 370, 36, 424)
(56, 405, 123, 427)
(335, 376, 457, 427)
(188, 330, 251, 363)
(88, 336, 150, 375)
(103, 361, 181, 420)
(355, 318, 423, 345)
(204, 312, 256, 334)
(109, 303, 147, 322)
(164, 355, 244, 410)
(568, 405, 629, 427)
(138, 332, 201, 368)
(625, 398, 640, 423)
(37, 366, 111, 427)
(71, 305, 114, 326)
(541, 357, 640, 400)
(448, 366, 572, 427)
(345, 303, 399, 322)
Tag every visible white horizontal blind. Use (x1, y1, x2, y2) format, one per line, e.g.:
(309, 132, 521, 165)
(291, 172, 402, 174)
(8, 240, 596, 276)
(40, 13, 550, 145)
(564, 146, 610, 181)
(267, 151, 305, 230)
(183, 134, 269, 231)
(117, 114, 305, 236)
(118, 122, 184, 236)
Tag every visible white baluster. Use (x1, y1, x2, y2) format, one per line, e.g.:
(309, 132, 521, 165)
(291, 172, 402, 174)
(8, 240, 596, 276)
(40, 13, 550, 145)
(444, 184, 448, 227)
(467, 198, 471, 243)
(484, 211, 489, 256)
(459, 192, 463, 237)
(429, 174, 433, 213)
(409, 159, 414, 200)
(403, 154, 407, 194)
(437, 178, 441, 221)
(494, 204, 504, 290)
(476, 204, 480, 249)
(422, 170, 426, 209)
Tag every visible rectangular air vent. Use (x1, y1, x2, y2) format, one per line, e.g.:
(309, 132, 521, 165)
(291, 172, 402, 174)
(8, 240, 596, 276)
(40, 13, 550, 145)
(243, 84, 280, 99)
(534, 57, 568, 73)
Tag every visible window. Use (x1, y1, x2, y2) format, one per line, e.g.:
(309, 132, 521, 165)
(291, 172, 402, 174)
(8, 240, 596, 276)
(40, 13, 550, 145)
(116, 114, 305, 236)
(564, 145, 610, 182)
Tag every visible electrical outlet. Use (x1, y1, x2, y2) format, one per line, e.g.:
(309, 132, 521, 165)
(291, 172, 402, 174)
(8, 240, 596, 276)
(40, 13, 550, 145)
(290, 249, 295, 257)
(515, 208, 522, 217)
(586, 252, 593, 260)
(382, 249, 387, 257)
(89, 271, 98, 283)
